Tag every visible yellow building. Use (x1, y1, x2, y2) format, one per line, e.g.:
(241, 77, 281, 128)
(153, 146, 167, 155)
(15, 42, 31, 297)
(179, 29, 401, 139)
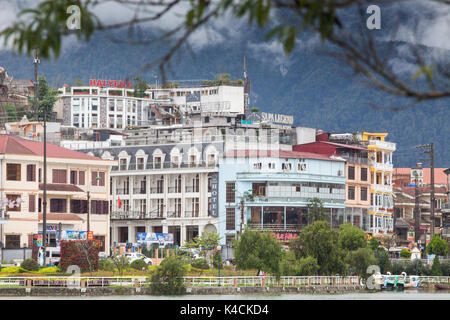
(361, 132, 396, 237)
(0, 135, 116, 253)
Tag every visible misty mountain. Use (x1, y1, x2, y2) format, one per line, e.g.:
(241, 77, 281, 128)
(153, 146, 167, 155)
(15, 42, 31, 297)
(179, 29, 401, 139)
(0, 26, 448, 168)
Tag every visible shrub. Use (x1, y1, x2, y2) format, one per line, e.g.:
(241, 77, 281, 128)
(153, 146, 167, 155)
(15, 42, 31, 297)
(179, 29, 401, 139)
(60, 240, 101, 273)
(150, 254, 187, 295)
(37, 267, 60, 274)
(389, 262, 405, 275)
(98, 259, 115, 272)
(400, 249, 411, 259)
(21, 258, 40, 271)
(130, 259, 148, 271)
(191, 258, 209, 270)
(440, 260, 450, 276)
(0, 266, 21, 273)
(431, 257, 443, 276)
(112, 255, 130, 276)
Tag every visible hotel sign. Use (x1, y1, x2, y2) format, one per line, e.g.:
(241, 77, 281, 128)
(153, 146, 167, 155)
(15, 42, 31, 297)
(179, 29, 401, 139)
(245, 112, 294, 127)
(210, 173, 219, 217)
(89, 79, 133, 88)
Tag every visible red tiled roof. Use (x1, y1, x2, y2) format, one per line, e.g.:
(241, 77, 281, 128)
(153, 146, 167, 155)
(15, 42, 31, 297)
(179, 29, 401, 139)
(223, 149, 344, 161)
(0, 135, 101, 161)
(38, 213, 83, 221)
(393, 168, 448, 185)
(39, 184, 84, 193)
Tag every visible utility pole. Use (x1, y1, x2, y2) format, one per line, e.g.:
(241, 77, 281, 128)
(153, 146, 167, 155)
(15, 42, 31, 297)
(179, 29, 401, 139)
(87, 191, 90, 233)
(413, 172, 421, 243)
(33, 49, 39, 119)
(417, 143, 435, 236)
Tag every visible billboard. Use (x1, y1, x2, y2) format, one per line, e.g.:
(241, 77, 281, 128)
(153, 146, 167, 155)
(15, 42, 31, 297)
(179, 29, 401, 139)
(137, 232, 174, 247)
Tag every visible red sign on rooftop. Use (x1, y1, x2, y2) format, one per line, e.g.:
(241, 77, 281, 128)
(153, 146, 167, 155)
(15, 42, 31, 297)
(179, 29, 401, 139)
(89, 79, 132, 89)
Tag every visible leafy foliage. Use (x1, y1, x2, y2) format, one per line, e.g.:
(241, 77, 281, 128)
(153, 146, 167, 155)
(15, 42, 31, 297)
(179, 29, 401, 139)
(130, 259, 149, 271)
(233, 229, 283, 277)
(346, 248, 377, 280)
(98, 259, 115, 272)
(306, 198, 328, 225)
(150, 254, 187, 295)
(36, 76, 59, 120)
(374, 247, 391, 274)
(133, 77, 148, 98)
(112, 255, 130, 276)
(20, 258, 40, 271)
(400, 249, 412, 259)
(280, 251, 319, 276)
(426, 234, 449, 257)
(338, 223, 366, 251)
(296, 221, 346, 275)
(60, 240, 100, 273)
(191, 258, 209, 270)
(430, 256, 443, 276)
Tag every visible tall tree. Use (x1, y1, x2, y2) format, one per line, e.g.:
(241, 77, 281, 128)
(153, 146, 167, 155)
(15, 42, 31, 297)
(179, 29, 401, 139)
(233, 229, 283, 277)
(37, 76, 59, 121)
(133, 77, 148, 98)
(306, 198, 328, 225)
(299, 220, 347, 275)
(338, 223, 367, 251)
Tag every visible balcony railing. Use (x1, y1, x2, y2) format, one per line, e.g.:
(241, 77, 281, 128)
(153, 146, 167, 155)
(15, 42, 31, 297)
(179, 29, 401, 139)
(167, 211, 182, 218)
(149, 187, 164, 194)
(116, 188, 129, 195)
(111, 160, 217, 171)
(184, 211, 199, 218)
(185, 185, 199, 193)
(110, 211, 164, 220)
(342, 155, 369, 165)
(133, 188, 146, 194)
(248, 224, 301, 232)
(168, 187, 182, 193)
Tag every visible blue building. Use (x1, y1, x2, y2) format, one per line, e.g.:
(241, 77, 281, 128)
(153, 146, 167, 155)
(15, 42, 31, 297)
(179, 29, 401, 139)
(218, 149, 346, 246)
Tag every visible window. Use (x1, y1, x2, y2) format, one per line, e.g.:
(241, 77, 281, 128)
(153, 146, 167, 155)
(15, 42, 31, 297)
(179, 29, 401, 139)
(348, 186, 355, 200)
(361, 187, 368, 201)
(137, 157, 144, 170)
(70, 200, 88, 213)
(298, 163, 307, 172)
(29, 194, 36, 212)
(119, 158, 127, 170)
(91, 200, 109, 214)
(226, 208, 235, 230)
(78, 171, 85, 185)
(52, 169, 67, 184)
(157, 176, 164, 193)
(192, 198, 199, 217)
(91, 171, 105, 186)
(6, 194, 21, 211)
(157, 199, 164, 216)
(50, 199, 67, 213)
(348, 166, 355, 180)
(226, 182, 235, 203)
(282, 163, 292, 172)
(361, 167, 368, 181)
(39, 168, 42, 183)
(5, 235, 20, 249)
(7, 164, 21, 181)
(253, 162, 262, 170)
(26, 164, 36, 182)
(70, 170, 77, 185)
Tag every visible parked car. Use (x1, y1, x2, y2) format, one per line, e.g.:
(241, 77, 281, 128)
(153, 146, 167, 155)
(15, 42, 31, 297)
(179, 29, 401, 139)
(121, 252, 152, 265)
(98, 252, 108, 260)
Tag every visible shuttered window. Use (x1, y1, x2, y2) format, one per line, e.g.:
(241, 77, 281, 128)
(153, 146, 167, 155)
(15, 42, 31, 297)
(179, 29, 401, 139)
(27, 164, 36, 182)
(78, 171, 85, 185)
(52, 169, 67, 184)
(226, 208, 235, 230)
(28, 194, 36, 212)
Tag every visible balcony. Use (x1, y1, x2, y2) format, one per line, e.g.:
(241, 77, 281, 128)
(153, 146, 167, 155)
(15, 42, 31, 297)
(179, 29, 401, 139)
(342, 155, 369, 165)
(248, 224, 301, 232)
(367, 139, 396, 151)
(149, 187, 164, 194)
(371, 161, 393, 172)
(442, 203, 450, 212)
(184, 211, 199, 218)
(185, 185, 199, 193)
(116, 188, 129, 195)
(111, 211, 164, 220)
(133, 188, 146, 194)
(371, 184, 392, 194)
(167, 211, 182, 218)
(168, 187, 182, 193)
(111, 160, 217, 172)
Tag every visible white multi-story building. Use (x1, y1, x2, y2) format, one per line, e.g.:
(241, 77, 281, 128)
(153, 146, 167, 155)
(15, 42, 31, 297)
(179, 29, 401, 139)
(57, 80, 245, 130)
(81, 142, 222, 247)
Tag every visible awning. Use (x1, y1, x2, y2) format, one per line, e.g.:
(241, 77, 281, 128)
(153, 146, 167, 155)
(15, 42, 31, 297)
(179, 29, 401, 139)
(39, 184, 84, 193)
(38, 213, 83, 221)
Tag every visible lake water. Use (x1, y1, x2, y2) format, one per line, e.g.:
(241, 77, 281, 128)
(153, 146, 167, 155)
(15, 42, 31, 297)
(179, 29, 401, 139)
(2, 289, 449, 300)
